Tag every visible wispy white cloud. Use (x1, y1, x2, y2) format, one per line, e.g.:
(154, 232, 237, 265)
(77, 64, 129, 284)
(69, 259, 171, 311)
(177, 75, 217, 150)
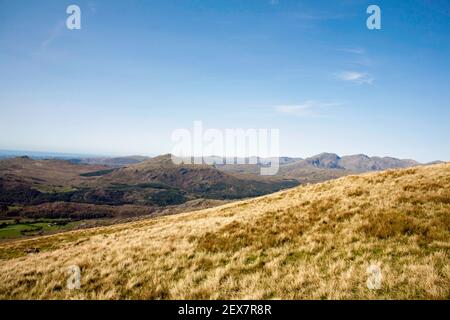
(335, 71, 374, 85)
(337, 46, 373, 66)
(275, 100, 343, 117)
(32, 20, 65, 56)
(338, 47, 365, 55)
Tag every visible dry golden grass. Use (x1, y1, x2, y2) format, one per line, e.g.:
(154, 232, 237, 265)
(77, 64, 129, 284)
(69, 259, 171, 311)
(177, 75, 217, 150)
(0, 164, 449, 299)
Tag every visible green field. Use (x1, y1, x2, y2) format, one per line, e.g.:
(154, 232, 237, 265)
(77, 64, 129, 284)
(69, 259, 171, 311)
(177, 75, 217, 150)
(0, 219, 80, 240)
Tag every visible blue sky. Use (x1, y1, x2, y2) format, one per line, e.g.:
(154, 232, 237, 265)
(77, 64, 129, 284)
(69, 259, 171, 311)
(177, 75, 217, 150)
(0, 0, 449, 162)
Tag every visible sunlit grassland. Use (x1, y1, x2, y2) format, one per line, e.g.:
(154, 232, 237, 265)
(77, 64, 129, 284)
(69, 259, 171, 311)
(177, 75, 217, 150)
(0, 164, 448, 299)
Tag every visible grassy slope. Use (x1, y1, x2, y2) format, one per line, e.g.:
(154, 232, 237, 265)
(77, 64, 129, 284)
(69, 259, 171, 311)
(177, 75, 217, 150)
(0, 164, 448, 299)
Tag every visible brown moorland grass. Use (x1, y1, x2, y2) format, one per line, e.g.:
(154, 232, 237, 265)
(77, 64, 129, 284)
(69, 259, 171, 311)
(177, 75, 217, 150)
(0, 163, 448, 299)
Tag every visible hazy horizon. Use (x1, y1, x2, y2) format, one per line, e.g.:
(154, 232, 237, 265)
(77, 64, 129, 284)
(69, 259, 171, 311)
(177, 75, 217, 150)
(0, 147, 447, 163)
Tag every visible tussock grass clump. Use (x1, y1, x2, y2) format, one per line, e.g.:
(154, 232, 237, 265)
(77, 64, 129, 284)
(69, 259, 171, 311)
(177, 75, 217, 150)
(0, 163, 449, 299)
(197, 210, 306, 253)
(360, 210, 446, 242)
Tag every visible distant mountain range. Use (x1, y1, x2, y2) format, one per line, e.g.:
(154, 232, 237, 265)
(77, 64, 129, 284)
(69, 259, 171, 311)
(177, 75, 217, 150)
(79, 152, 441, 173)
(296, 153, 421, 171)
(0, 150, 443, 186)
(0, 149, 442, 169)
(0, 151, 447, 240)
(0, 154, 298, 228)
(277, 153, 434, 184)
(211, 152, 442, 184)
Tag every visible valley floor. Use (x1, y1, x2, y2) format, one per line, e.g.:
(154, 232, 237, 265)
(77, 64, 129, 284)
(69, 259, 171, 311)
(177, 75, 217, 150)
(0, 164, 449, 299)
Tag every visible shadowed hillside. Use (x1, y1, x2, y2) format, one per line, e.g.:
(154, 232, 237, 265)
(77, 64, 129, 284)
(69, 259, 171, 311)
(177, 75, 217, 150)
(0, 156, 298, 239)
(95, 154, 299, 200)
(0, 163, 448, 299)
